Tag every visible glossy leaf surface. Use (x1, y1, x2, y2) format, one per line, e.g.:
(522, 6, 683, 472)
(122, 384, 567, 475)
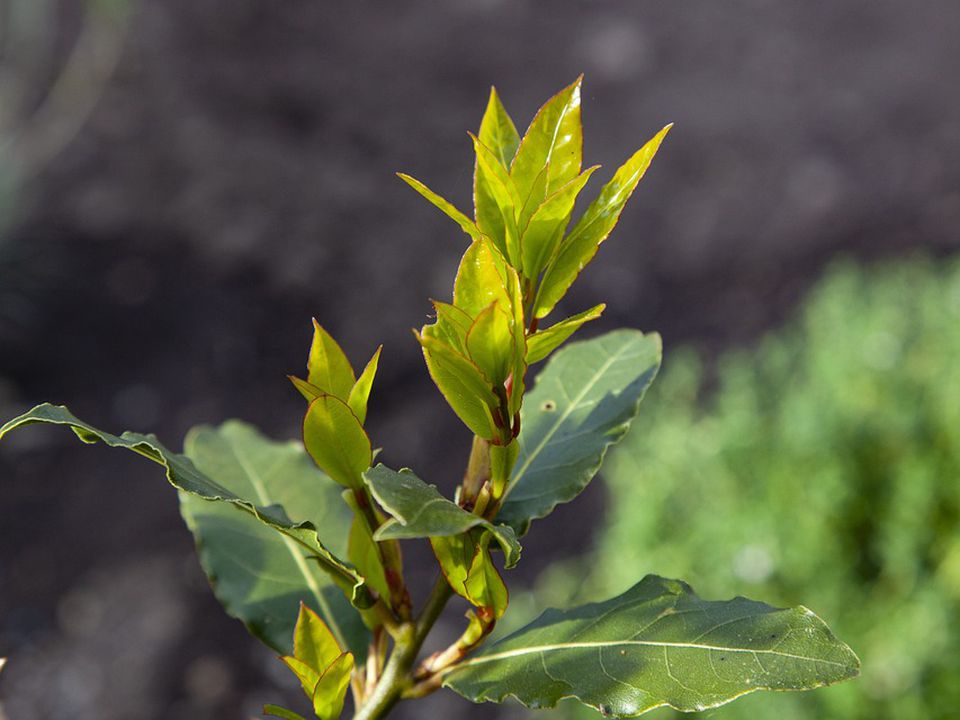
(535, 124, 671, 319)
(364, 464, 520, 567)
(497, 330, 661, 533)
(511, 77, 583, 200)
(347, 345, 382, 424)
(302, 394, 372, 488)
(0, 406, 369, 656)
(445, 575, 859, 716)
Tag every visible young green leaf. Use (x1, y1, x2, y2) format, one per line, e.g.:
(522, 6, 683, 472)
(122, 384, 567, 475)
(444, 575, 859, 717)
(466, 302, 515, 386)
(344, 492, 392, 601)
(452, 238, 511, 319)
(0, 407, 370, 656)
(478, 87, 521, 169)
(263, 704, 308, 720)
(525, 303, 605, 364)
(535, 124, 672, 319)
(307, 320, 357, 400)
(430, 301, 474, 354)
(364, 464, 520, 568)
(497, 330, 661, 534)
(431, 530, 508, 619)
(516, 163, 550, 239)
(511, 76, 583, 200)
(347, 345, 382, 425)
(417, 331, 499, 439)
(472, 134, 522, 264)
(279, 604, 355, 720)
(519, 165, 598, 280)
(302, 394, 373, 488)
(397, 173, 483, 242)
(289, 375, 325, 403)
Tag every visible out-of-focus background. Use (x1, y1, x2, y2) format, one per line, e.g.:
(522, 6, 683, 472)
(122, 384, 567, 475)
(0, 1, 957, 719)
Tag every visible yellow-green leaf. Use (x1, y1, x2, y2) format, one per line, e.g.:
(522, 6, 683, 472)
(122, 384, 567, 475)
(264, 704, 308, 720)
(430, 301, 474, 354)
(526, 303, 605, 364)
(472, 134, 521, 264)
(343, 492, 391, 602)
(417, 332, 498, 439)
(520, 166, 598, 280)
(466, 302, 515, 386)
(347, 345, 382, 425)
(397, 173, 482, 242)
(309, 652, 353, 720)
(511, 77, 582, 200)
(307, 320, 356, 400)
(303, 394, 372, 488)
(535, 124, 671, 319)
(478, 87, 521, 169)
(293, 603, 342, 681)
(289, 375, 324, 403)
(431, 530, 508, 619)
(453, 238, 511, 319)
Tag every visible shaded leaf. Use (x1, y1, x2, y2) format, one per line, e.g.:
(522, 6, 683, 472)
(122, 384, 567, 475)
(303, 394, 372, 488)
(432, 531, 508, 619)
(511, 77, 582, 200)
(0, 407, 369, 656)
(364, 464, 520, 567)
(397, 173, 482, 241)
(526, 303, 605, 364)
(307, 320, 356, 399)
(497, 330, 661, 533)
(535, 124, 671, 319)
(466, 302, 515, 386)
(444, 575, 859, 717)
(344, 491, 391, 601)
(263, 704, 308, 720)
(479, 87, 521, 169)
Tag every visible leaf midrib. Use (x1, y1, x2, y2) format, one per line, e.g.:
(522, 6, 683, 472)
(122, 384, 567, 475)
(446, 639, 851, 672)
(504, 335, 638, 500)
(229, 441, 346, 649)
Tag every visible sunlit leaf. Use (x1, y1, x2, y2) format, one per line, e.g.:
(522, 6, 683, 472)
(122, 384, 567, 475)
(263, 704, 308, 720)
(535, 124, 671, 319)
(497, 330, 661, 533)
(347, 345, 382, 425)
(453, 238, 511, 319)
(472, 134, 521, 264)
(520, 166, 598, 280)
(417, 332, 499, 439)
(466, 302, 515, 385)
(511, 77, 582, 200)
(526, 303, 605, 364)
(444, 575, 859, 717)
(478, 87, 521, 169)
(307, 320, 356, 400)
(364, 464, 520, 568)
(303, 394, 372, 488)
(397, 172, 482, 242)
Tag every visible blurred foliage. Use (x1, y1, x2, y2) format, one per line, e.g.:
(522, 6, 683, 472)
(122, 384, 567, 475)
(541, 256, 960, 720)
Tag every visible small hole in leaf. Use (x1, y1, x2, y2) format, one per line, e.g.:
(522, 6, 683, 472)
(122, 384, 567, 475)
(542, 400, 557, 411)
(719, 656, 726, 662)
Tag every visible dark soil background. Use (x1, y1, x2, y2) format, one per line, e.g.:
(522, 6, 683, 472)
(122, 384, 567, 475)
(1, 1, 958, 718)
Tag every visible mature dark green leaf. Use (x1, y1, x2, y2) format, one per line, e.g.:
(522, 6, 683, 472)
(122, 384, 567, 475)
(511, 77, 583, 200)
(496, 330, 661, 533)
(364, 464, 520, 567)
(397, 172, 482, 241)
(444, 575, 860, 717)
(0, 406, 370, 656)
(478, 87, 521, 169)
(535, 124, 671, 319)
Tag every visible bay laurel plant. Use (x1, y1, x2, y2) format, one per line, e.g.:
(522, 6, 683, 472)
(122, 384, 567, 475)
(0, 79, 859, 719)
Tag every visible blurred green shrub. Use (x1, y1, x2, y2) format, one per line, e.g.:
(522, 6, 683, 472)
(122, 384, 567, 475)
(546, 256, 960, 720)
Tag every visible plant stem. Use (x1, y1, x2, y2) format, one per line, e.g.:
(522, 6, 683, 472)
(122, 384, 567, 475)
(351, 575, 454, 720)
